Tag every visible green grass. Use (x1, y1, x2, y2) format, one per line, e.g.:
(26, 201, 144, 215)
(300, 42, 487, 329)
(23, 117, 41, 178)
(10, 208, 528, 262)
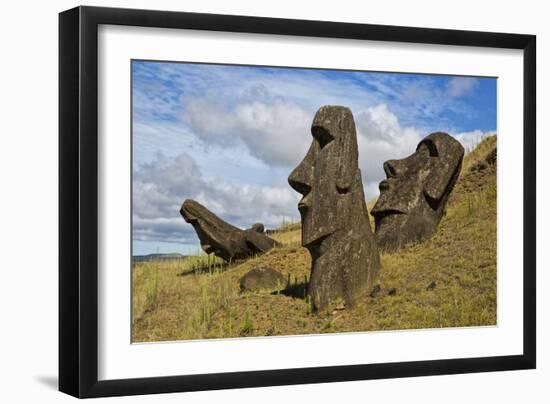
(132, 137, 497, 342)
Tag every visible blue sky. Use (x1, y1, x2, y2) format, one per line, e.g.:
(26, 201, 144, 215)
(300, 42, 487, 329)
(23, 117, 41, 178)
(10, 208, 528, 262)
(132, 60, 496, 256)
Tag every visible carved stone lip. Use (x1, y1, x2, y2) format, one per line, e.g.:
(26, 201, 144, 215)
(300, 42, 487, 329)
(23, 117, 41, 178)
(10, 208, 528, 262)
(370, 208, 406, 218)
(297, 201, 309, 213)
(378, 179, 391, 191)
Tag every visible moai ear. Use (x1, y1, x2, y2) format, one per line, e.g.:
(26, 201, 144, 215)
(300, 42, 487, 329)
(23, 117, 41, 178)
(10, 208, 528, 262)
(422, 133, 465, 204)
(335, 110, 359, 192)
(424, 166, 458, 202)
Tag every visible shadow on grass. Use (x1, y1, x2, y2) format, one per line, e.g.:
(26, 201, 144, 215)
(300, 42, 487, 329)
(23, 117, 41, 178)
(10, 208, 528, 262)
(177, 261, 238, 278)
(274, 281, 308, 299)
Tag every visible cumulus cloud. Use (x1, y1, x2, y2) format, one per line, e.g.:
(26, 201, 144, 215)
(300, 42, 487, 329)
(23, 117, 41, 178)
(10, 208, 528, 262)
(355, 104, 422, 196)
(182, 91, 312, 166)
(182, 95, 423, 199)
(446, 77, 479, 98)
(453, 129, 496, 152)
(133, 152, 299, 244)
(355, 104, 495, 198)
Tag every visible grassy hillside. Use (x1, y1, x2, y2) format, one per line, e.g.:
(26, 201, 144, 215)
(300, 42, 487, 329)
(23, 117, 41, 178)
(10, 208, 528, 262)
(132, 136, 497, 342)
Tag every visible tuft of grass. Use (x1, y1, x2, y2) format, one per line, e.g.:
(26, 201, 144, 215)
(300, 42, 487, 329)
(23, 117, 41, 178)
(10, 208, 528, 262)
(240, 308, 254, 336)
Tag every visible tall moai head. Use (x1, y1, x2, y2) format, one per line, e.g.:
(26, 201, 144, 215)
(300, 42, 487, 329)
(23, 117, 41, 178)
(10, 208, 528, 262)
(288, 105, 360, 247)
(288, 106, 380, 311)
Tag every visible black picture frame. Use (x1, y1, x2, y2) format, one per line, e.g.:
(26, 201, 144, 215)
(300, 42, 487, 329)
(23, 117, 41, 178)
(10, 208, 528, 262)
(59, 5, 536, 398)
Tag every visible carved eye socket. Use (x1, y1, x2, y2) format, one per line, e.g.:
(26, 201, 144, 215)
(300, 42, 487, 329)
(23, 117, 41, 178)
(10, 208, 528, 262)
(418, 139, 439, 157)
(312, 126, 334, 149)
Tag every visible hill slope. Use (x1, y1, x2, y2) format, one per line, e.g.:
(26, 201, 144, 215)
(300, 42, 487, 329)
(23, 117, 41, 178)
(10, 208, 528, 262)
(132, 136, 497, 342)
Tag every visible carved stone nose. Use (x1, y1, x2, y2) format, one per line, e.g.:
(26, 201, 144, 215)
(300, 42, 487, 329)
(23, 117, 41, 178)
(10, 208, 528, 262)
(180, 199, 198, 221)
(288, 166, 312, 196)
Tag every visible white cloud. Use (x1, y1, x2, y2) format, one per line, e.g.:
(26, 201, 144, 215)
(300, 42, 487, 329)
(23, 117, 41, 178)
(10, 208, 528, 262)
(453, 129, 496, 152)
(133, 152, 299, 244)
(356, 104, 422, 194)
(182, 95, 424, 199)
(181, 86, 344, 167)
(355, 104, 496, 198)
(446, 77, 479, 98)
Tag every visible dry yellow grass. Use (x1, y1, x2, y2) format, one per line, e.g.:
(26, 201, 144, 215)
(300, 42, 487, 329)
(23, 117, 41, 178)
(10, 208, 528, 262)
(132, 136, 497, 342)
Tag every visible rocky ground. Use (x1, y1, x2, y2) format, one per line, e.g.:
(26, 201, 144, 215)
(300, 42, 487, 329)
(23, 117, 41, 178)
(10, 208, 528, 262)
(132, 136, 497, 342)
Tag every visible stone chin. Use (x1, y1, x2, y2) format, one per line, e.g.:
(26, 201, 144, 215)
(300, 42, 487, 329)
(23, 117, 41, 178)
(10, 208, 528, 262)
(371, 209, 405, 229)
(370, 209, 410, 252)
(370, 194, 409, 245)
(299, 211, 337, 249)
(371, 198, 440, 252)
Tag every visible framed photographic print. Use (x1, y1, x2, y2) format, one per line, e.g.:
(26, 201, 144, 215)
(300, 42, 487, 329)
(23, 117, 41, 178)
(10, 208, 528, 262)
(59, 6, 536, 398)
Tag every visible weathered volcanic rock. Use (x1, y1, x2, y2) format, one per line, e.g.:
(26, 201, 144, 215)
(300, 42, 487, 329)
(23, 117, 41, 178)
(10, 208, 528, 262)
(426, 281, 437, 290)
(371, 132, 464, 252)
(248, 223, 265, 233)
(239, 266, 285, 292)
(288, 105, 380, 311)
(470, 143, 497, 172)
(179, 199, 278, 261)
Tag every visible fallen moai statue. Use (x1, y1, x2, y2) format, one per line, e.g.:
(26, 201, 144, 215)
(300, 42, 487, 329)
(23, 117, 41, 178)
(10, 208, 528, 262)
(180, 199, 278, 261)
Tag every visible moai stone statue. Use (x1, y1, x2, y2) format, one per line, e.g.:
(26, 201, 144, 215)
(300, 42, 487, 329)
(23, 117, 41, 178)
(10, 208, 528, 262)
(288, 105, 380, 311)
(180, 199, 278, 261)
(371, 132, 464, 252)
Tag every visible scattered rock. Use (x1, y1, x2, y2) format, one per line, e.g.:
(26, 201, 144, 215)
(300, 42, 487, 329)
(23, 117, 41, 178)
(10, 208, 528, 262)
(470, 160, 488, 171)
(387, 287, 397, 296)
(288, 106, 380, 311)
(239, 266, 285, 292)
(371, 132, 464, 252)
(180, 199, 278, 261)
(485, 147, 497, 166)
(427, 281, 437, 290)
(334, 302, 345, 311)
(369, 284, 382, 298)
(470, 145, 497, 172)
